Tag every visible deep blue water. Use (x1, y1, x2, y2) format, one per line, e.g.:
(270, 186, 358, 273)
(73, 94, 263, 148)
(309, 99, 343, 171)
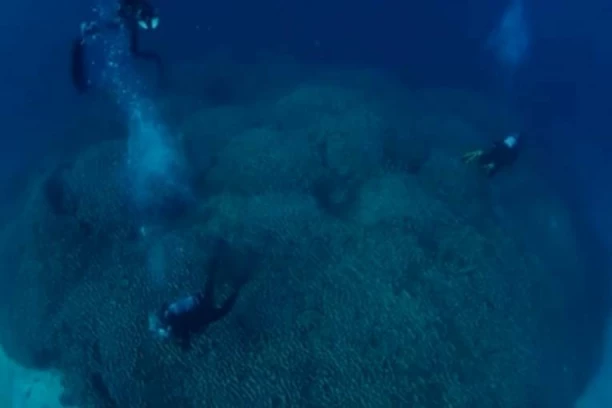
(4, 0, 612, 170)
(1, 0, 611, 406)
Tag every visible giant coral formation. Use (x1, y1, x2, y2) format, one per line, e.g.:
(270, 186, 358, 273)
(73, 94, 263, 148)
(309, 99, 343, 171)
(0, 60, 598, 407)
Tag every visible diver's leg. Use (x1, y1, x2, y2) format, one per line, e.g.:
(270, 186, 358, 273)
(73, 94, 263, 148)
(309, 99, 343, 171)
(129, 28, 167, 87)
(71, 38, 89, 92)
(201, 271, 216, 311)
(478, 150, 496, 167)
(176, 331, 192, 351)
(486, 165, 499, 177)
(477, 151, 499, 176)
(209, 290, 241, 324)
(208, 257, 252, 324)
(200, 238, 231, 310)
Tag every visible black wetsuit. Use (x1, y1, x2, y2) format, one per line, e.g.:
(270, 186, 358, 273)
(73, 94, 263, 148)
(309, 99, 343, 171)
(71, 0, 164, 92)
(157, 239, 250, 349)
(478, 137, 521, 177)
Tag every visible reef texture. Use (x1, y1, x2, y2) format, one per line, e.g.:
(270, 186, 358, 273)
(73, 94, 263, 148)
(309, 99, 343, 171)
(0, 62, 593, 407)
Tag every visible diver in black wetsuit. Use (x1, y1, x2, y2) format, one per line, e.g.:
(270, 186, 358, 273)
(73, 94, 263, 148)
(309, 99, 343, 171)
(71, 0, 165, 92)
(149, 238, 251, 349)
(462, 132, 522, 177)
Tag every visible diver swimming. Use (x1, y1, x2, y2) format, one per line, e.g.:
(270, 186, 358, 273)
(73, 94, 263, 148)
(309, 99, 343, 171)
(462, 132, 522, 177)
(149, 238, 252, 349)
(71, 0, 165, 92)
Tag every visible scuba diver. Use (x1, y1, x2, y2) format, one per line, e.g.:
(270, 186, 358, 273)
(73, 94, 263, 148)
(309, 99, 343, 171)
(149, 238, 252, 350)
(71, 0, 165, 92)
(462, 132, 522, 177)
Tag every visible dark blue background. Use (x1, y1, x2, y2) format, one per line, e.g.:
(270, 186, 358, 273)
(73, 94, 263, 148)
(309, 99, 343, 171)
(4, 0, 611, 166)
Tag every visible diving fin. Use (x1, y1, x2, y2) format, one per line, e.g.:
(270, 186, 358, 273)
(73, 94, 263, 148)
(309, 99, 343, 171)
(71, 39, 89, 93)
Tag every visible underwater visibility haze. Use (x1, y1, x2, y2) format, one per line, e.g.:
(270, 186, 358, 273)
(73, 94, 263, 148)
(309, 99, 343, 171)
(0, 0, 611, 406)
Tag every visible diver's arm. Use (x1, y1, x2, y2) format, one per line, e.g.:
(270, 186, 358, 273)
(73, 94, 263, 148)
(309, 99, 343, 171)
(70, 20, 101, 92)
(71, 18, 123, 93)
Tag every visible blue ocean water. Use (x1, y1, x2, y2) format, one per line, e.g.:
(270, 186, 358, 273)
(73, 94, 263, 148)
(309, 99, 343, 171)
(0, 0, 611, 406)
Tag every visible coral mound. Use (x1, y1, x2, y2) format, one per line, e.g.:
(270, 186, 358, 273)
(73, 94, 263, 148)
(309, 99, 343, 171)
(0, 63, 594, 407)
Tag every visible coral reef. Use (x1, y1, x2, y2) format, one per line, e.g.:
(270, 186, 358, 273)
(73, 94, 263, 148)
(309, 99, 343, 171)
(0, 61, 595, 407)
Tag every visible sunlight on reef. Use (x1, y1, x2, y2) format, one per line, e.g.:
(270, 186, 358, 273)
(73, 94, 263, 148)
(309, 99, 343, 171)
(576, 317, 612, 408)
(0, 57, 599, 407)
(0, 345, 68, 408)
